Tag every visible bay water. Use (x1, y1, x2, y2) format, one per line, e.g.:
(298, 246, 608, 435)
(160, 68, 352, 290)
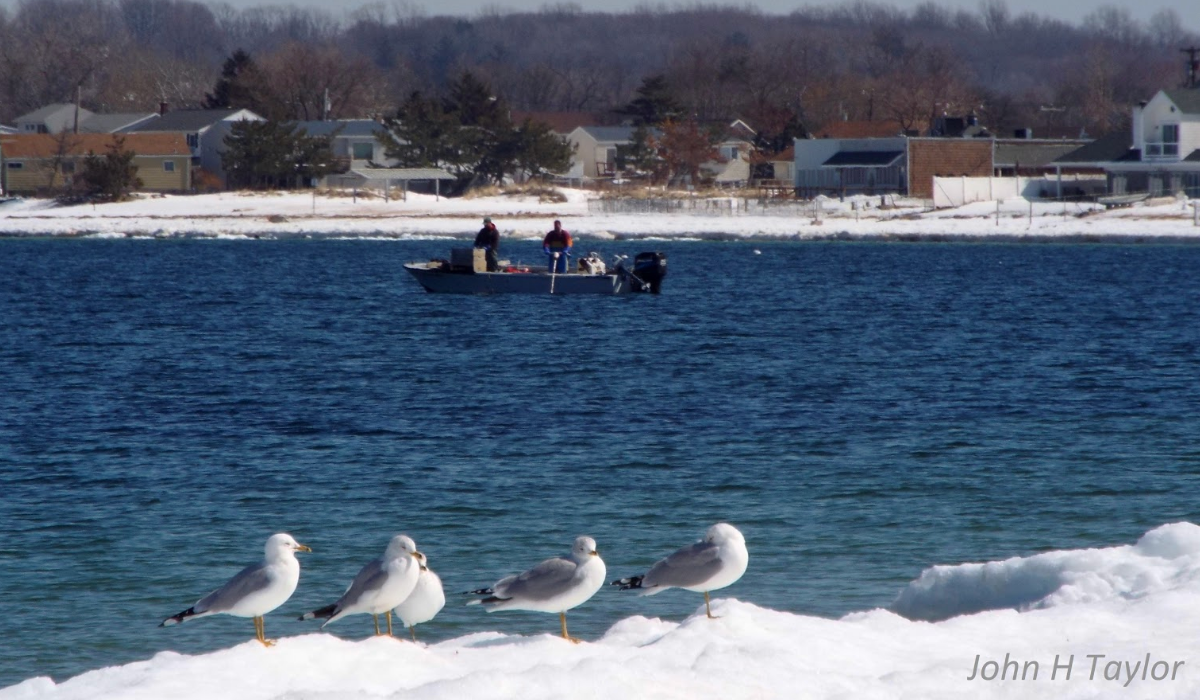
(2, 238, 1199, 687)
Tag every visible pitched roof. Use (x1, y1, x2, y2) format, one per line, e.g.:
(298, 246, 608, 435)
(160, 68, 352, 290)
(815, 120, 905, 139)
(511, 111, 606, 134)
(1053, 132, 1133, 164)
(15, 103, 83, 123)
(576, 125, 641, 142)
(822, 150, 904, 167)
(0, 133, 191, 158)
(79, 113, 159, 134)
(1184, 149, 1200, 162)
(994, 140, 1090, 168)
(294, 120, 387, 138)
(127, 109, 246, 132)
(1163, 89, 1200, 115)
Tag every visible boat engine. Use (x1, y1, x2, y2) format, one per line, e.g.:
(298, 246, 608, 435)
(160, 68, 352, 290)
(631, 252, 667, 294)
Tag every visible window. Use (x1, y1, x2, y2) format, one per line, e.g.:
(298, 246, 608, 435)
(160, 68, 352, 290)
(352, 142, 373, 160)
(7, 162, 23, 169)
(186, 133, 199, 149)
(163, 161, 175, 172)
(1163, 124, 1179, 156)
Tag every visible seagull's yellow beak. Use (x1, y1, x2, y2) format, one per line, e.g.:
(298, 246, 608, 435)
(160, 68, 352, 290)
(296, 543, 313, 553)
(590, 550, 599, 557)
(413, 551, 426, 561)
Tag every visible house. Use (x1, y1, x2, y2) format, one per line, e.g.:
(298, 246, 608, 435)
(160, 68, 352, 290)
(1058, 88, 1200, 197)
(750, 145, 795, 191)
(124, 108, 263, 185)
(15, 104, 94, 134)
(564, 125, 646, 180)
(0, 133, 192, 195)
(294, 119, 396, 170)
(795, 136, 992, 199)
(565, 119, 757, 185)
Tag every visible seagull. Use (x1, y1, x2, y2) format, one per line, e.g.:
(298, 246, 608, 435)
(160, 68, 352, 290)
(611, 523, 749, 618)
(160, 533, 311, 647)
(394, 560, 446, 641)
(299, 535, 423, 637)
(465, 536, 605, 643)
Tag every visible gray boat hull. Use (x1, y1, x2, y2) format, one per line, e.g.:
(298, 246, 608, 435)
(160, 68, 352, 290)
(404, 263, 644, 295)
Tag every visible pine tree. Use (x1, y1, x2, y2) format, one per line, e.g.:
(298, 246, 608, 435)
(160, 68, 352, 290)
(204, 49, 260, 111)
(616, 75, 684, 126)
(80, 137, 143, 202)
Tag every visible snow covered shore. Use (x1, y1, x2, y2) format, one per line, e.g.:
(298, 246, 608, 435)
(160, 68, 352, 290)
(2, 189, 1200, 241)
(4, 523, 1200, 699)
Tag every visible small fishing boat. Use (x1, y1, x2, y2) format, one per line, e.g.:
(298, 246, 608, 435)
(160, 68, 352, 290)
(405, 248, 667, 295)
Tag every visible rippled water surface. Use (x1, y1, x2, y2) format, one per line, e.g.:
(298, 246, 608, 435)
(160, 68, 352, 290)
(3, 238, 1200, 687)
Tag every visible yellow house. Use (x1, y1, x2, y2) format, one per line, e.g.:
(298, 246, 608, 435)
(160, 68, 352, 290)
(0, 133, 191, 195)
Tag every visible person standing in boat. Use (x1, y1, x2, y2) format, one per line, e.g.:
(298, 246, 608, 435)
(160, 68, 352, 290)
(474, 217, 500, 271)
(542, 220, 572, 274)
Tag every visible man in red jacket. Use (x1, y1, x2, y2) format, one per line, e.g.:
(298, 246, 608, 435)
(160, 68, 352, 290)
(542, 220, 572, 273)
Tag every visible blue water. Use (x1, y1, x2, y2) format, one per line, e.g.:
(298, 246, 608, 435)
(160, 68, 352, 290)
(3, 238, 1200, 688)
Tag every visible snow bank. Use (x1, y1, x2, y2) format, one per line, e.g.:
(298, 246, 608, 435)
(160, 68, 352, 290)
(891, 522, 1200, 620)
(6, 524, 1200, 699)
(2, 190, 1199, 240)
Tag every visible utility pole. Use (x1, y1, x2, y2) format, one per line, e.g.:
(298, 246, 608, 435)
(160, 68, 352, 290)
(1183, 47, 1200, 89)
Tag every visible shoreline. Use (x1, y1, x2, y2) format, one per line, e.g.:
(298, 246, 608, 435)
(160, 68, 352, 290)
(2, 189, 1199, 242)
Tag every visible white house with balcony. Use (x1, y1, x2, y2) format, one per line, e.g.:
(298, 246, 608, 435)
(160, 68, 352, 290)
(1101, 89, 1200, 197)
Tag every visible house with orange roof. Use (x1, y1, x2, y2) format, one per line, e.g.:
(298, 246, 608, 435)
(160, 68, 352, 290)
(0, 133, 192, 195)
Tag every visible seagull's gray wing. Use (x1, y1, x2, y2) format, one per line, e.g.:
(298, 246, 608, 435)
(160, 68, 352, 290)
(335, 558, 388, 608)
(194, 562, 272, 614)
(493, 557, 577, 602)
(643, 541, 724, 589)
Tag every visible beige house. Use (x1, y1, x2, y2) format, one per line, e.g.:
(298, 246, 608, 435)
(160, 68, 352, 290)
(0, 133, 192, 195)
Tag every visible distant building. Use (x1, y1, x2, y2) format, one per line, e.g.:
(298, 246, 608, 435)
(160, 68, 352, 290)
(293, 119, 396, 172)
(1054, 88, 1200, 197)
(0, 133, 192, 195)
(124, 108, 263, 186)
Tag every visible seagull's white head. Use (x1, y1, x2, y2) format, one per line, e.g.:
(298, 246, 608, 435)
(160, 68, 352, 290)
(571, 536, 599, 560)
(266, 533, 311, 559)
(385, 534, 420, 560)
(705, 523, 745, 545)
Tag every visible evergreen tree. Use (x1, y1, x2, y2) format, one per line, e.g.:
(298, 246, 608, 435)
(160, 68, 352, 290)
(221, 120, 334, 190)
(616, 75, 684, 126)
(509, 118, 573, 181)
(204, 49, 260, 111)
(80, 137, 143, 202)
(380, 91, 470, 175)
(616, 124, 661, 177)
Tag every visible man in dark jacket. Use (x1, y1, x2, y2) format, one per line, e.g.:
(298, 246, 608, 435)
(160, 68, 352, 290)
(474, 217, 500, 271)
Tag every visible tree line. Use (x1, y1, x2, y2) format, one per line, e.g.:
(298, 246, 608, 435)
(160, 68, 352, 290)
(2, 0, 1198, 149)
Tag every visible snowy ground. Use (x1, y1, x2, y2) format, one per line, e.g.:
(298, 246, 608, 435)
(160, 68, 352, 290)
(4, 523, 1200, 699)
(2, 189, 1200, 241)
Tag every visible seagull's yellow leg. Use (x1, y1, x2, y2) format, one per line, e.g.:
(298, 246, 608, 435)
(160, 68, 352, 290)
(373, 614, 381, 636)
(255, 616, 276, 647)
(410, 626, 417, 642)
(386, 610, 393, 637)
(560, 612, 580, 644)
(705, 591, 719, 619)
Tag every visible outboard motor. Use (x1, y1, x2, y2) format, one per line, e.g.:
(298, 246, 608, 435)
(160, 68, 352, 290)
(631, 252, 667, 294)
